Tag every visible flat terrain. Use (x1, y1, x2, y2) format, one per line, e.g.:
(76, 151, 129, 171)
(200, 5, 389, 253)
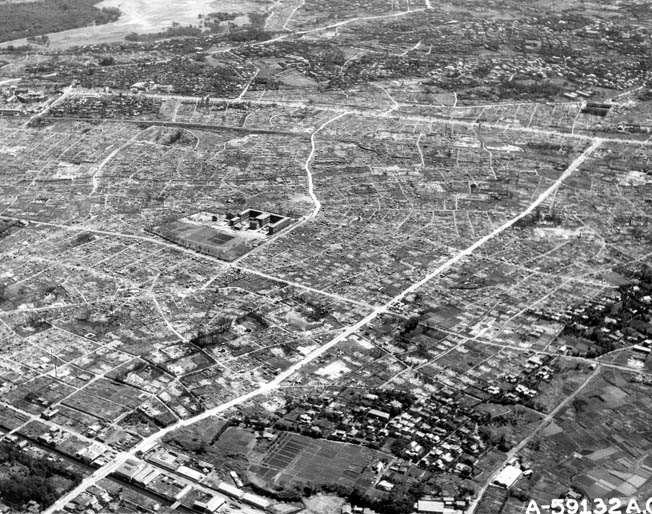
(0, 0, 271, 48)
(0, 0, 651, 513)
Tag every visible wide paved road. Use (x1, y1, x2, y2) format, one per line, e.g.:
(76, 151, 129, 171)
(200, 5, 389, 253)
(43, 134, 604, 514)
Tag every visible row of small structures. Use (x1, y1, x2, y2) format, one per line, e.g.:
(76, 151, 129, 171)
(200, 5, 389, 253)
(115, 447, 271, 512)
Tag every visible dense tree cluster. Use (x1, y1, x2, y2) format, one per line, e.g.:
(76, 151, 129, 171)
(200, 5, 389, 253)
(560, 265, 652, 355)
(0, 442, 83, 509)
(124, 10, 269, 43)
(0, 0, 120, 43)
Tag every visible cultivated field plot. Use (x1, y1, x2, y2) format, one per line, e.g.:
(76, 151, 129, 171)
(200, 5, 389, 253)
(251, 431, 383, 490)
(5, 376, 76, 415)
(62, 377, 146, 422)
(0, 405, 30, 431)
(513, 369, 652, 503)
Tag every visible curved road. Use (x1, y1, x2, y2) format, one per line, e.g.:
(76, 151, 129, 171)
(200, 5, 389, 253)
(43, 138, 603, 514)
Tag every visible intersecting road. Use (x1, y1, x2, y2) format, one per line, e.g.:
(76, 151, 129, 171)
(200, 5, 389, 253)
(42, 134, 603, 514)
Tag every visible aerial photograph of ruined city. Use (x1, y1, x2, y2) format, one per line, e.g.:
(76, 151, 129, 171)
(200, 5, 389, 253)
(0, 0, 651, 513)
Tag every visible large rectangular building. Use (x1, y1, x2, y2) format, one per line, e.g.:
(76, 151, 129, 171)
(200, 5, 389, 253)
(242, 492, 271, 510)
(217, 482, 244, 500)
(231, 209, 293, 235)
(114, 458, 146, 481)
